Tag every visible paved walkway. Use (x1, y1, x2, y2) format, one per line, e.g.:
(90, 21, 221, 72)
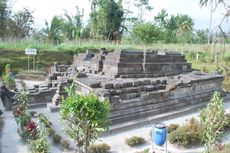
(0, 95, 230, 153)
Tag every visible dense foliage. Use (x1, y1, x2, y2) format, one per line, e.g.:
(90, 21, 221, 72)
(2, 64, 16, 89)
(200, 92, 227, 151)
(0, 0, 215, 45)
(168, 118, 204, 147)
(0, 0, 34, 38)
(125, 136, 146, 146)
(61, 83, 110, 153)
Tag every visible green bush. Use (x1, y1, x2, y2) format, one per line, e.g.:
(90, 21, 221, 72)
(47, 127, 55, 137)
(168, 127, 189, 146)
(29, 137, 50, 153)
(88, 143, 111, 153)
(53, 134, 62, 144)
(167, 124, 180, 134)
(224, 113, 230, 129)
(200, 92, 226, 150)
(168, 118, 204, 147)
(2, 64, 16, 89)
(125, 136, 145, 147)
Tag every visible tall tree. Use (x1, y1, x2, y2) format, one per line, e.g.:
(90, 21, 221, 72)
(154, 9, 168, 28)
(43, 16, 64, 44)
(63, 6, 83, 40)
(134, 0, 153, 23)
(0, 0, 9, 38)
(89, 0, 124, 40)
(9, 8, 34, 38)
(132, 22, 159, 44)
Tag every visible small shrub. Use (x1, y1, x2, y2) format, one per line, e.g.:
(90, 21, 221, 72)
(61, 139, 70, 149)
(200, 92, 226, 150)
(88, 143, 111, 153)
(53, 134, 62, 144)
(184, 118, 204, 144)
(29, 137, 50, 153)
(2, 64, 16, 89)
(47, 127, 55, 137)
(168, 118, 204, 147)
(125, 136, 145, 146)
(167, 124, 180, 134)
(224, 113, 230, 129)
(168, 127, 189, 147)
(38, 113, 52, 127)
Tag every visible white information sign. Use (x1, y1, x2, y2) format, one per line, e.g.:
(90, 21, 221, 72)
(25, 48, 37, 55)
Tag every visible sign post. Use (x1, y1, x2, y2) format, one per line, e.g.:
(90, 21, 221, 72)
(25, 48, 37, 71)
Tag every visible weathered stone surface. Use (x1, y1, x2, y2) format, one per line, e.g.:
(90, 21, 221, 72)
(101, 82, 114, 89)
(67, 49, 225, 128)
(77, 72, 87, 78)
(132, 80, 142, 86)
(113, 82, 123, 89)
(111, 96, 121, 104)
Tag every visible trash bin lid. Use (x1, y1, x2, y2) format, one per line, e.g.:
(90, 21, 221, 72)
(155, 123, 166, 129)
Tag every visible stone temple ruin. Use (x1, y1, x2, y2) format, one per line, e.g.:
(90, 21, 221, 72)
(12, 48, 223, 131)
(71, 49, 224, 128)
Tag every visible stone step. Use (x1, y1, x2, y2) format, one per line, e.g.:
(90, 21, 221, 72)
(111, 91, 212, 112)
(104, 101, 208, 135)
(109, 95, 211, 124)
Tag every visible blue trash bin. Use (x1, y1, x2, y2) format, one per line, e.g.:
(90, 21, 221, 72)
(153, 123, 167, 146)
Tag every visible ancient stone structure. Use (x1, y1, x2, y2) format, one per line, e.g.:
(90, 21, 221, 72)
(18, 48, 224, 131)
(27, 63, 73, 109)
(73, 49, 224, 130)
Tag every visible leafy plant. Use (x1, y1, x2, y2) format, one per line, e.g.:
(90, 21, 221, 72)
(2, 64, 16, 89)
(14, 90, 29, 111)
(60, 83, 110, 153)
(29, 137, 50, 153)
(47, 127, 55, 137)
(38, 113, 52, 127)
(167, 123, 180, 134)
(223, 113, 230, 129)
(52, 134, 62, 144)
(125, 136, 145, 147)
(29, 122, 50, 153)
(88, 143, 111, 153)
(168, 127, 189, 146)
(168, 118, 204, 147)
(200, 92, 226, 150)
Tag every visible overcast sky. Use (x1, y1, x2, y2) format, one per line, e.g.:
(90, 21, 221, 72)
(12, 0, 227, 30)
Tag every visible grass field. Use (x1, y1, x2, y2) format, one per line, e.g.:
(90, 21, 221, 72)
(0, 38, 229, 83)
(1, 38, 230, 56)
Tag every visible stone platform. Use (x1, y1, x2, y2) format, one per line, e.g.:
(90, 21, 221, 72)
(75, 71, 223, 126)
(72, 49, 224, 129)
